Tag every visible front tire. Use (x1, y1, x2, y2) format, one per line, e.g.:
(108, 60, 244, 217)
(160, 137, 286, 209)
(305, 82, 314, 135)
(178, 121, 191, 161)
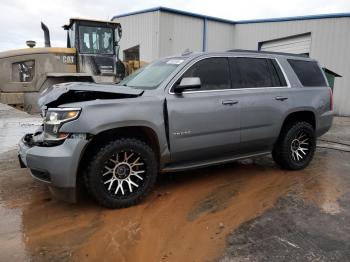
(84, 138, 158, 208)
(273, 121, 316, 170)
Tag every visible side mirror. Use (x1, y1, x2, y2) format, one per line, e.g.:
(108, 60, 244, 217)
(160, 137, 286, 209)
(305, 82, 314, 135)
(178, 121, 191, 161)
(174, 77, 201, 93)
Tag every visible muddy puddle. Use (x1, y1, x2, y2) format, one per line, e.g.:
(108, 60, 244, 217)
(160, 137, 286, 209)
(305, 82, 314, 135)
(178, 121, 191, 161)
(0, 148, 349, 261)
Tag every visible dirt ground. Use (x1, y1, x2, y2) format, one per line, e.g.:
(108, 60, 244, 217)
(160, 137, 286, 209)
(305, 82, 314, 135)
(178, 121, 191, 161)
(0, 106, 350, 261)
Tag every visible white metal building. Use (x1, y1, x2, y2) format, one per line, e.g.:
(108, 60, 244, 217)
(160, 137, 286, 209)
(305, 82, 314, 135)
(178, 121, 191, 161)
(112, 7, 350, 116)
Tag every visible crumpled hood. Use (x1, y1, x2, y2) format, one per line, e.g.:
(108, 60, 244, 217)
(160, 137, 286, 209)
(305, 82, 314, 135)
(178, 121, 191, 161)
(38, 82, 143, 108)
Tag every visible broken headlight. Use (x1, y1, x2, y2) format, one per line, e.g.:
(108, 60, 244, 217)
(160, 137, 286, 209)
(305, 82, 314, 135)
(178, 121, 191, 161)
(43, 108, 81, 141)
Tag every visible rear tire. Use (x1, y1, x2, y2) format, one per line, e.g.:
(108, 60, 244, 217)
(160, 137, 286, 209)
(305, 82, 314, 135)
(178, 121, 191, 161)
(84, 138, 158, 208)
(272, 121, 316, 170)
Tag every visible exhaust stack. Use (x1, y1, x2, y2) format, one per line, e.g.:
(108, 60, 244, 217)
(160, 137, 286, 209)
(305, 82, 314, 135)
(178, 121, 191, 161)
(41, 22, 51, 47)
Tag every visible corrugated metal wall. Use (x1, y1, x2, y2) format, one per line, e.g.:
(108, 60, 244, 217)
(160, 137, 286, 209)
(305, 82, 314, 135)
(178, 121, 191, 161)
(233, 18, 350, 116)
(114, 11, 160, 62)
(158, 12, 203, 57)
(114, 11, 236, 61)
(114, 11, 349, 115)
(206, 20, 234, 51)
(114, 11, 243, 59)
(158, 14, 235, 56)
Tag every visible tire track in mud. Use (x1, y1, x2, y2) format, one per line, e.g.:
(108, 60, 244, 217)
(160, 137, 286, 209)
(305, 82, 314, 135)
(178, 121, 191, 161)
(187, 183, 239, 221)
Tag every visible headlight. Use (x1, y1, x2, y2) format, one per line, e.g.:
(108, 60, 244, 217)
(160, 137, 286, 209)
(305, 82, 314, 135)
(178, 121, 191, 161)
(43, 108, 81, 141)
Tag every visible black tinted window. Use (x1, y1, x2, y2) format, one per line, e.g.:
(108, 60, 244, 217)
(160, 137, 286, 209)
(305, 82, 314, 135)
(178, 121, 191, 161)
(288, 59, 327, 87)
(230, 58, 277, 88)
(182, 58, 231, 90)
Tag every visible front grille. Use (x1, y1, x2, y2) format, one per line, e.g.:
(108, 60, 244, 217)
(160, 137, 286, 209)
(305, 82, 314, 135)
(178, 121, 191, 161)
(30, 169, 51, 182)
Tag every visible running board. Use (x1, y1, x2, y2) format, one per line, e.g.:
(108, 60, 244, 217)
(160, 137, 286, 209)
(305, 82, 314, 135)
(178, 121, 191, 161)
(161, 152, 271, 173)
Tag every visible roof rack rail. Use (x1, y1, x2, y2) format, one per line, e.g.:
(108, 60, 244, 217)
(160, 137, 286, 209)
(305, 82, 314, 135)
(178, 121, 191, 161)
(226, 49, 309, 58)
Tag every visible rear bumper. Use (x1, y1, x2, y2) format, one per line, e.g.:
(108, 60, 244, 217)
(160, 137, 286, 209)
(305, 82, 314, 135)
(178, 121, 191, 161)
(316, 110, 334, 137)
(18, 134, 88, 201)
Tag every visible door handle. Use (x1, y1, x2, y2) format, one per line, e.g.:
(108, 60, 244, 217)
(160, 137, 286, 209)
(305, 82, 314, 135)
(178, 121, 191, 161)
(275, 96, 288, 101)
(222, 100, 238, 105)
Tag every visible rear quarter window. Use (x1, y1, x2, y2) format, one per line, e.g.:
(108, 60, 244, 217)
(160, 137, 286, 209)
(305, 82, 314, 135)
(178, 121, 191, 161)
(288, 59, 327, 87)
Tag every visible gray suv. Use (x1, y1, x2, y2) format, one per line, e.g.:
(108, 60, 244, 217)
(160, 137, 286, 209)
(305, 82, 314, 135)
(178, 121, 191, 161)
(18, 50, 333, 208)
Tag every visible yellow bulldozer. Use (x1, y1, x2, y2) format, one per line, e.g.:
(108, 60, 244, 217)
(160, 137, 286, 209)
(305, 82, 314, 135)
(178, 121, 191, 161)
(0, 18, 142, 113)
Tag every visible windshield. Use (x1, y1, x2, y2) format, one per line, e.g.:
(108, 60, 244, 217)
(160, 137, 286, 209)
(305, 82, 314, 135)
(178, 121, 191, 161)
(79, 26, 114, 54)
(119, 58, 185, 90)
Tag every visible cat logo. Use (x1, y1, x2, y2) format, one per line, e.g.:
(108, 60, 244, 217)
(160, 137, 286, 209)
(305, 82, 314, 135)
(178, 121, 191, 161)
(62, 55, 75, 64)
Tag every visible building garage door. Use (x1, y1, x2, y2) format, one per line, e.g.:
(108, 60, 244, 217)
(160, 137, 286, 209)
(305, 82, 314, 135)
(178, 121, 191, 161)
(260, 33, 311, 55)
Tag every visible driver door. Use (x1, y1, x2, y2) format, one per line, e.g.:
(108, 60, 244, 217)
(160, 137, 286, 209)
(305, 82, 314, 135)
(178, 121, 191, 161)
(166, 57, 241, 163)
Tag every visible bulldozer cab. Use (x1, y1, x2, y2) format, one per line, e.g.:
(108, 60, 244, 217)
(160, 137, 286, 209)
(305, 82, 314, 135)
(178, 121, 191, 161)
(63, 18, 123, 81)
(0, 17, 126, 113)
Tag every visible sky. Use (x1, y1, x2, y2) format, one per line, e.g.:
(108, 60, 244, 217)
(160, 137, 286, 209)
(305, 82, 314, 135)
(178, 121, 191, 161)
(1, 0, 350, 51)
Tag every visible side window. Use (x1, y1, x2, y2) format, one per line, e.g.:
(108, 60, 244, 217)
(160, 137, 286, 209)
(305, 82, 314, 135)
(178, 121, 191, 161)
(79, 26, 114, 54)
(12, 60, 35, 82)
(230, 57, 277, 88)
(288, 59, 327, 87)
(83, 33, 91, 51)
(182, 57, 231, 91)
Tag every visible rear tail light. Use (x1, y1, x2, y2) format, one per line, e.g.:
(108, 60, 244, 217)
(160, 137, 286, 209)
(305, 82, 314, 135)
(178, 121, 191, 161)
(329, 88, 333, 111)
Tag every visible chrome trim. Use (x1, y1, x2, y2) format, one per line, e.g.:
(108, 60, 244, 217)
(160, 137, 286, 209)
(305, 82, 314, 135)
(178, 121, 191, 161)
(167, 55, 291, 95)
(173, 86, 289, 95)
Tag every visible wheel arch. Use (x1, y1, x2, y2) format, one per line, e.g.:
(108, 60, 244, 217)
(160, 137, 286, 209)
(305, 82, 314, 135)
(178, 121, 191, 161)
(77, 125, 161, 187)
(279, 110, 316, 136)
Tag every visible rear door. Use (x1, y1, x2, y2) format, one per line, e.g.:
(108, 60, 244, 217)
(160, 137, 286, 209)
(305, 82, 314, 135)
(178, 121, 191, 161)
(229, 56, 293, 153)
(166, 57, 241, 163)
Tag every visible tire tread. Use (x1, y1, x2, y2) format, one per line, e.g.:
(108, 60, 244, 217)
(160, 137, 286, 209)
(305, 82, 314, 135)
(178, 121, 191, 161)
(273, 121, 315, 170)
(84, 138, 157, 208)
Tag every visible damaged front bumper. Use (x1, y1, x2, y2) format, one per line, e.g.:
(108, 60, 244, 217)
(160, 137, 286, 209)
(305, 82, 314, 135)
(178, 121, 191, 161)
(18, 134, 32, 167)
(18, 132, 88, 202)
